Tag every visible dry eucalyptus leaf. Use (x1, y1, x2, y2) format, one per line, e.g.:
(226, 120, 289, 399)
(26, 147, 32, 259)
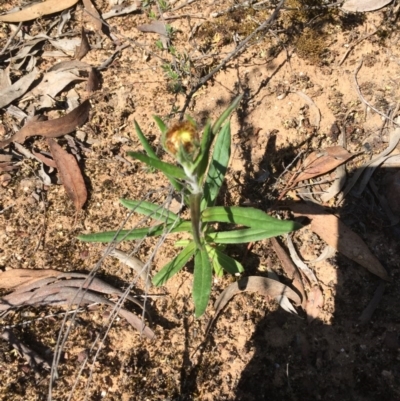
(0, 67, 11, 91)
(0, 100, 91, 149)
(342, 0, 392, 12)
(25, 69, 85, 109)
(0, 268, 61, 289)
(32, 150, 57, 168)
(82, 0, 104, 32)
(294, 146, 353, 184)
(305, 286, 324, 323)
(289, 202, 390, 281)
(75, 27, 91, 60)
(49, 37, 81, 55)
(207, 276, 301, 333)
(47, 138, 87, 212)
(0, 269, 155, 339)
(0, 0, 80, 22)
(0, 67, 40, 109)
(137, 21, 168, 37)
(49, 60, 92, 72)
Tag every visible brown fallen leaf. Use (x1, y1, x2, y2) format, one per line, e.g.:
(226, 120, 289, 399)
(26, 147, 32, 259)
(288, 202, 390, 281)
(206, 276, 301, 333)
(75, 27, 91, 60)
(0, 0, 80, 22)
(0, 100, 90, 149)
(271, 237, 306, 306)
(0, 268, 61, 289)
(0, 269, 154, 339)
(0, 161, 18, 172)
(294, 146, 354, 184)
(32, 150, 57, 168)
(47, 138, 87, 212)
(82, 0, 104, 32)
(87, 68, 100, 93)
(305, 286, 324, 323)
(0, 67, 40, 109)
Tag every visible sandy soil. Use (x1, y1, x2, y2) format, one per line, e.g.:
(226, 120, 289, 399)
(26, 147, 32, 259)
(1, 1, 400, 400)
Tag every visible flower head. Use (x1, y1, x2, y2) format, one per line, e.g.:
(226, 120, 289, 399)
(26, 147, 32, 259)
(164, 121, 199, 159)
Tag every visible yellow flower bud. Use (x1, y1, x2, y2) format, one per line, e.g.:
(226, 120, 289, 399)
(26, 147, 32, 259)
(164, 121, 199, 157)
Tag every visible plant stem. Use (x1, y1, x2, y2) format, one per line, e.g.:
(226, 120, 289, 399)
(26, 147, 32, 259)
(189, 192, 203, 250)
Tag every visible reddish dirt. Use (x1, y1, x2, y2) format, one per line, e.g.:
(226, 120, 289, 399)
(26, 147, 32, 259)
(1, 1, 400, 400)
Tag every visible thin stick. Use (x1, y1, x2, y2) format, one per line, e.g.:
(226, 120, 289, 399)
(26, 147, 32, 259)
(0, 22, 22, 55)
(179, 0, 287, 119)
(339, 29, 378, 66)
(353, 59, 400, 126)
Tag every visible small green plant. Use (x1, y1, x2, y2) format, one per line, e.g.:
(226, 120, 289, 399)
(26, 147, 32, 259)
(78, 95, 301, 317)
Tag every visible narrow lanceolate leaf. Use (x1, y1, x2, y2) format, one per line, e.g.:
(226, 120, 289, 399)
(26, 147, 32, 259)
(153, 116, 168, 135)
(201, 122, 231, 210)
(193, 248, 212, 318)
(193, 121, 212, 180)
(203, 206, 298, 228)
(134, 120, 182, 191)
(119, 199, 179, 224)
(134, 120, 159, 159)
(153, 242, 196, 286)
(47, 138, 87, 212)
(78, 221, 192, 242)
(212, 94, 243, 137)
(208, 222, 301, 244)
(127, 152, 186, 180)
(0, 0, 79, 22)
(207, 246, 244, 275)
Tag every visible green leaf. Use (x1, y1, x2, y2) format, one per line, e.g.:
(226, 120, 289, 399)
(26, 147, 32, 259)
(203, 206, 294, 228)
(153, 241, 196, 286)
(193, 121, 212, 179)
(207, 221, 301, 244)
(127, 152, 186, 180)
(120, 199, 179, 224)
(78, 221, 193, 243)
(153, 116, 168, 135)
(207, 246, 244, 275)
(193, 248, 212, 318)
(133, 122, 182, 192)
(201, 122, 231, 210)
(212, 94, 243, 136)
(134, 120, 159, 160)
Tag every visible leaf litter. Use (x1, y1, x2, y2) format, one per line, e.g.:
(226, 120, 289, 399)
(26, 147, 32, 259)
(0, 268, 154, 339)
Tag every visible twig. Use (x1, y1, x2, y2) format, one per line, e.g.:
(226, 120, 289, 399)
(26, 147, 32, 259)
(179, 0, 287, 119)
(339, 29, 378, 66)
(353, 59, 400, 126)
(0, 22, 22, 55)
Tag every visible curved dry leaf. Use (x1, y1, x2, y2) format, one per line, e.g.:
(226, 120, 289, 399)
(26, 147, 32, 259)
(0, 100, 91, 149)
(47, 138, 87, 212)
(289, 202, 390, 281)
(207, 276, 301, 333)
(0, 268, 61, 289)
(82, 0, 104, 32)
(342, 0, 392, 12)
(0, 0, 80, 22)
(294, 146, 353, 184)
(0, 67, 40, 109)
(75, 28, 91, 60)
(26, 70, 85, 109)
(305, 286, 324, 323)
(137, 21, 168, 37)
(49, 60, 92, 72)
(0, 269, 155, 339)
